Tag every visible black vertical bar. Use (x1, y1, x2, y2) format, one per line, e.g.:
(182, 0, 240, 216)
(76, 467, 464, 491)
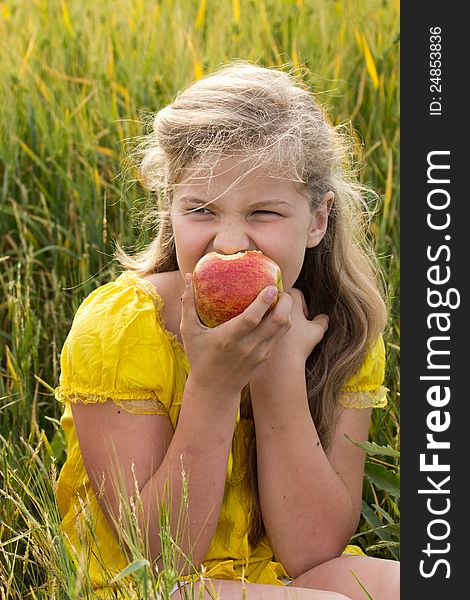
(401, 4, 467, 597)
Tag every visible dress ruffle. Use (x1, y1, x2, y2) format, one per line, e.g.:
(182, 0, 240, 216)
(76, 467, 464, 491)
(338, 385, 388, 409)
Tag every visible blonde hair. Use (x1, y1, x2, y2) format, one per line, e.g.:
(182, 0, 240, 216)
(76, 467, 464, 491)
(115, 60, 387, 547)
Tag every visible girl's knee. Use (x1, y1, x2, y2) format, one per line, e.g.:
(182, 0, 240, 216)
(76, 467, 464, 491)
(291, 555, 399, 600)
(170, 578, 353, 599)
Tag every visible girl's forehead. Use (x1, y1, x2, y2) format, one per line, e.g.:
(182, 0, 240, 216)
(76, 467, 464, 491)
(173, 175, 311, 212)
(175, 155, 298, 194)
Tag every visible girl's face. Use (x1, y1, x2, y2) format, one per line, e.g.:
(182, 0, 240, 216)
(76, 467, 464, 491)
(171, 156, 330, 291)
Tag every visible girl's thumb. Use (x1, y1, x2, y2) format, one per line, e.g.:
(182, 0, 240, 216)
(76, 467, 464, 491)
(181, 273, 194, 305)
(180, 273, 199, 327)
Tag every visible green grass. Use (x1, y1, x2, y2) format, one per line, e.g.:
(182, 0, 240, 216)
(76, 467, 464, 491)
(0, 0, 400, 597)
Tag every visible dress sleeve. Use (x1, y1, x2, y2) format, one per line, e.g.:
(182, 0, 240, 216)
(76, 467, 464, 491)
(338, 335, 388, 409)
(54, 277, 181, 416)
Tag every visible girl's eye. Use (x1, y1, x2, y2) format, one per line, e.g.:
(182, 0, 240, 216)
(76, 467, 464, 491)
(191, 207, 213, 215)
(253, 210, 280, 216)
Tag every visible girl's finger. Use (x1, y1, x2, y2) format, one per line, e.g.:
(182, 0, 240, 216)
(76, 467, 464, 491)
(230, 292, 292, 355)
(180, 273, 205, 332)
(309, 313, 329, 344)
(227, 285, 281, 336)
(288, 287, 308, 317)
(249, 290, 292, 339)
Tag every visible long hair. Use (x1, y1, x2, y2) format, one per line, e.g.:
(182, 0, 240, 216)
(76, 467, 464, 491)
(115, 60, 387, 547)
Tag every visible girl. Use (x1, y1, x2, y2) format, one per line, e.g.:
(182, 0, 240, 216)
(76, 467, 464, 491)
(54, 61, 399, 599)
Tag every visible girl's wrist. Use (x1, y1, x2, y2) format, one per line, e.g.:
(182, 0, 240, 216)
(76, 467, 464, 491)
(185, 372, 242, 408)
(262, 351, 306, 374)
(250, 357, 306, 389)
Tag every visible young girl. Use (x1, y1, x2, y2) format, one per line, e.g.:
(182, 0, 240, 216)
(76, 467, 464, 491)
(54, 61, 399, 599)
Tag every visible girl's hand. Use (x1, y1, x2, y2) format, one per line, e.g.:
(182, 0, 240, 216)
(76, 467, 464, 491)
(180, 274, 292, 395)
(260, 287, 329, 372)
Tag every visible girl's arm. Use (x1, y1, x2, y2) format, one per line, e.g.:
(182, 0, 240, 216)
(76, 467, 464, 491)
(249, 289, 371, 577)
(72, 278, 291, 571)
(72, 379, 240, 573)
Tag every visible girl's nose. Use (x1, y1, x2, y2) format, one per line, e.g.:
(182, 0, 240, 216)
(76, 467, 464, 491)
(212, 225, 254, 255)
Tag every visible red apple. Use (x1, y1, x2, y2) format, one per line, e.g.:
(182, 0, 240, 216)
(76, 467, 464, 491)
(192, 250, 283, 327)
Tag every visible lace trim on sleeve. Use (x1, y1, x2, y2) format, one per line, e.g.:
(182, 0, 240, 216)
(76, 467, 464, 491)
(338, 385, 389, 409)
(54, 387, 168, 415)
(113, 398, 168, 415)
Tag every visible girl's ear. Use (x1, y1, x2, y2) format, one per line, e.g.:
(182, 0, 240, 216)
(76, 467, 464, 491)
(306, 191, 334, 248)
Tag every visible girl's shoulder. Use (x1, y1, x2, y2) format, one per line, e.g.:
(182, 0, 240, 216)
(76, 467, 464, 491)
(71, 270, 163, 316)
(54, 270, 187, 413)
(70, 269, 181, 334)
(69, 269, 184, 350)
(340, 336, 388, 409)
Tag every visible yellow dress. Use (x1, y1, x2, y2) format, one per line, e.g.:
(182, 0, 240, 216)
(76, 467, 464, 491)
(54, 270, 388, 596)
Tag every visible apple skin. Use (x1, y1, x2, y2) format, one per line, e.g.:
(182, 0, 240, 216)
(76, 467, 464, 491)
(192, 250, 283, 328)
